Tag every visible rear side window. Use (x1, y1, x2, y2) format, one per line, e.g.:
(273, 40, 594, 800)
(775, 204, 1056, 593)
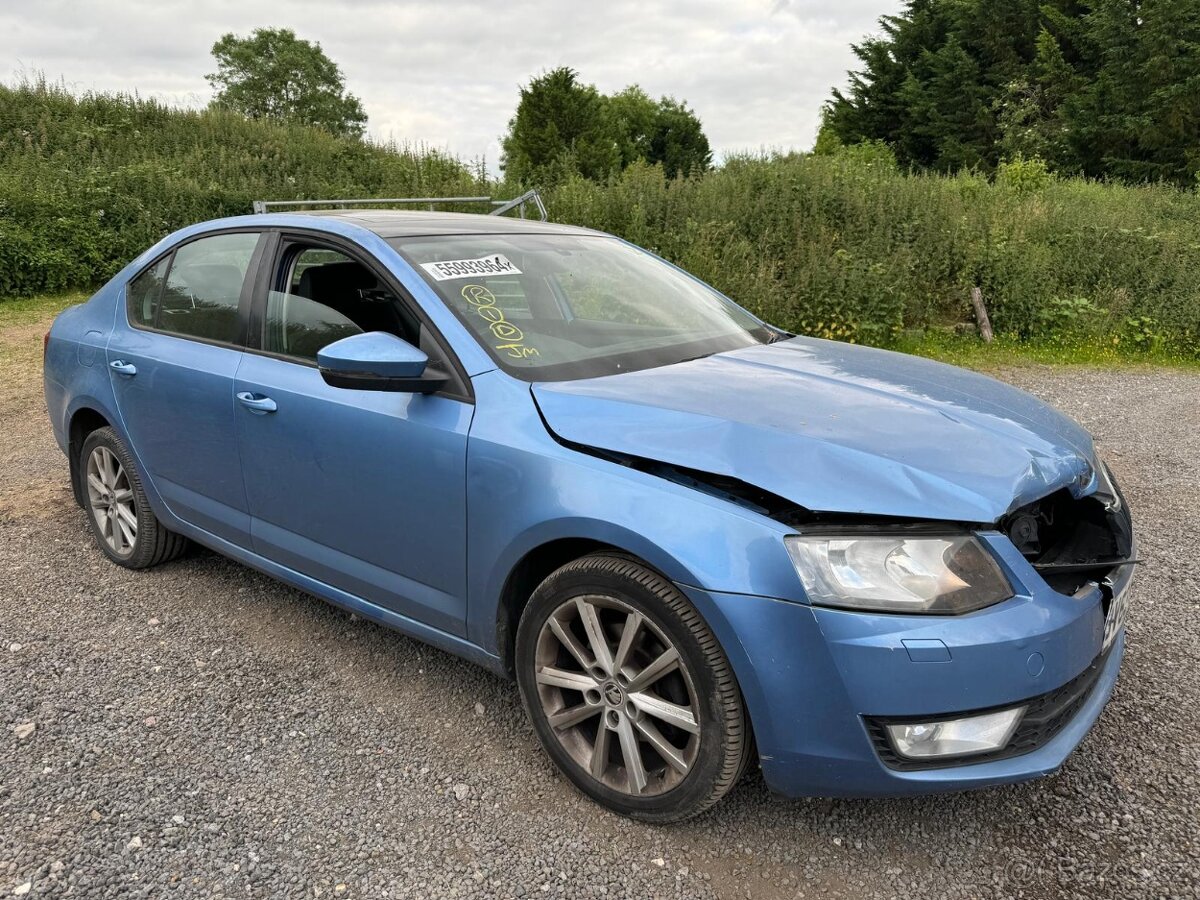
(128, 232, 260, 344)
(127, 257, 169, 327)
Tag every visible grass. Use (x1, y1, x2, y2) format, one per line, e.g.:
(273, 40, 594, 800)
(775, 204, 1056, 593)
(895, 331, 1200, 372)
(0, 79, 483, 297)
(542, 153, 1200, 361)
(0, 292, 86, 328)
(6, 291, 1195, 374)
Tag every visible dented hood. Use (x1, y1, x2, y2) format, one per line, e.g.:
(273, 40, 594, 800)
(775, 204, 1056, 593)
(531, 337, 1097, 523)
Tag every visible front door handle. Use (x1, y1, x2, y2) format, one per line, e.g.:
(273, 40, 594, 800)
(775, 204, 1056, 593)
(109, 360, 137, 377)
(236, 392, 277, 414)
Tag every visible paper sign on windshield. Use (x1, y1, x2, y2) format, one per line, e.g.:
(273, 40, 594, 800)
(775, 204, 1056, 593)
(420, 254, 523, 282)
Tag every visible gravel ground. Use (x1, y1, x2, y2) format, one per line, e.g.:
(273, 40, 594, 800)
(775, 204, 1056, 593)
(1, 311, 1198, 899)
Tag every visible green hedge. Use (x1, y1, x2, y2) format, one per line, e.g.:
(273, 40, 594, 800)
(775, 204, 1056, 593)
(0, 81, 481, 295)
(541, 154, 1200, 357)
(3, 82, 1198, 358)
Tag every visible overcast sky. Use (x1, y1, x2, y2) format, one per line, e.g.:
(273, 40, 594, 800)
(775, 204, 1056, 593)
(2, 0, 901, 171)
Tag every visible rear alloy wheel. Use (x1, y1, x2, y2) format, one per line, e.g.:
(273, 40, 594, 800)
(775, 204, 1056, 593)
(86, 445, 137, 558)
(79, 427, 189, 569)
(516, 554, 750, 822)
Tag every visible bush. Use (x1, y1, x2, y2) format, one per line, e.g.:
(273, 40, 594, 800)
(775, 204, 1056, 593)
(3, 81, 1198, 359)
(533, 154, 1200, 358)
(0, 79, 481, 295)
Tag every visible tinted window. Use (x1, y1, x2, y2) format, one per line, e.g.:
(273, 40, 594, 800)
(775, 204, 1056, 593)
(290, 248, 354, 293)
(156, 233, 259, 344)
(267, 245, 421, 358)
(263, 291, 363, 362)
(127, 256, 169, 327)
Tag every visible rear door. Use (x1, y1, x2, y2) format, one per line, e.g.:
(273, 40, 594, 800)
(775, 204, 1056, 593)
(233, 236, 474, 635)
(107, 230, 264, 544)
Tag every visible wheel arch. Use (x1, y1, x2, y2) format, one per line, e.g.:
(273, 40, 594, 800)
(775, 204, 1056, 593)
(486, 523, 705, 678)
(66, 405, 114, 508)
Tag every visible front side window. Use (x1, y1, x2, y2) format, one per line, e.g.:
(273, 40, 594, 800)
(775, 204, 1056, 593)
(263, 291, 363, 361)
(264, 245, 420, 363)
(392, 234, 772, 382)
(136, 232, 259, 344)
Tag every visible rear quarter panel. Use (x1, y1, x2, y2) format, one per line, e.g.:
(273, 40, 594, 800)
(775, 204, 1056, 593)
(43, 285, 122, 455)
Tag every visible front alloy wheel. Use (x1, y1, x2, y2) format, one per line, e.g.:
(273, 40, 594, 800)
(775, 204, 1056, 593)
(535, 594, 702, 796)
(516, 554, 750, 822)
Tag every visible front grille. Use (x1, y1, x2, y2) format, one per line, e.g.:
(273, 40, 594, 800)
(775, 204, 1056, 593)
(865, 650, 1110, 771)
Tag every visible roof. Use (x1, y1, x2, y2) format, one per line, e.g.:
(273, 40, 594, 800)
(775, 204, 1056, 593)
(274, 209, 604, 239)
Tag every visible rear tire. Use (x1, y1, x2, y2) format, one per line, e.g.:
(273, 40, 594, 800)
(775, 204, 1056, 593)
(79, 427, 189, 569)
(515, 553, 750, 823)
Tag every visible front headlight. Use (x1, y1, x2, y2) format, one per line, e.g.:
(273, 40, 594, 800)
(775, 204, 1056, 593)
(784, 533, 1013, 614)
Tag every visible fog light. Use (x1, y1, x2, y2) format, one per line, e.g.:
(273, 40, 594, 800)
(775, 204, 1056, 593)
(885, 707, 1025, 760)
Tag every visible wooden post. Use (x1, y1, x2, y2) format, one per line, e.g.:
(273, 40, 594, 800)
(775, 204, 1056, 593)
(970, 286, 994, 343)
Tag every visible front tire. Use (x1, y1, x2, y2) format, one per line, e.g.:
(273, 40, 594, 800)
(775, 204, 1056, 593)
(79, 427, 189, 569)
(515, 553, 750, 822)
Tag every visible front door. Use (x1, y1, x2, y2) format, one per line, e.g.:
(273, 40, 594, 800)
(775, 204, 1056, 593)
(107, 231, 262, 543)
(233, 243, 473, 635)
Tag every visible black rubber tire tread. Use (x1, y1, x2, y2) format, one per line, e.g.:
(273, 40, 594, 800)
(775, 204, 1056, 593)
(516, 552, 750, 823)
(79, 427, 190, 569)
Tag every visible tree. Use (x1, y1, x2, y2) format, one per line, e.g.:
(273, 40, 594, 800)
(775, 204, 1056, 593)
(502, 70, 712, 183)
(828, 0, 1041, 173)
(824, 0, 1200, 185)
(206, 28, 367, 138)
(812, 108, 843, 155)
(603, 87, 711, 178)
(501, 67, 619, 183)
(648, 98, 712, 178)
(995, 28, 1084, 170)
(1072, 0, 1200, 183)
(604, 86, 659, 169)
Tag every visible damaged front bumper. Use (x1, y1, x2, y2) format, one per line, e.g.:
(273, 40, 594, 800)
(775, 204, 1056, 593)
(679, 533, 1134, 798)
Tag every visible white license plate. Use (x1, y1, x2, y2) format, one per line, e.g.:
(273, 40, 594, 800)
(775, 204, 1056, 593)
(1102, 577, 1132, 652)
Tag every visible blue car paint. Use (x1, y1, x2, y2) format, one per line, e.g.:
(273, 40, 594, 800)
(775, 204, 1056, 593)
(678, 535, 1130, 796)
(107, 324, 251, 543)
(317, 330, 430, 378)
(43, 212, 1131, 799)
(463, 369, 807, 646)
(532, 337, 1098, 523)
(234, 350, 473, 635)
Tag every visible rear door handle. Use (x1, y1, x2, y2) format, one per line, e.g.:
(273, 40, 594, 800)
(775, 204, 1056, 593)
(109, 360, 137, 377)
(236, 392, 277, 414)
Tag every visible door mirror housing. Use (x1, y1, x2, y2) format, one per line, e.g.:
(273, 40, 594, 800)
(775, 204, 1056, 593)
(317, 332, 448, 393)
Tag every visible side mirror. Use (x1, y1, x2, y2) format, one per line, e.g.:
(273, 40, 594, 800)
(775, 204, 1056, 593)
(317, 332, 448, 393)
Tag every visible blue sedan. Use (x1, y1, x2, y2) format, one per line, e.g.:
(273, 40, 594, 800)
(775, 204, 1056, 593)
(42, 209, 1135, 821)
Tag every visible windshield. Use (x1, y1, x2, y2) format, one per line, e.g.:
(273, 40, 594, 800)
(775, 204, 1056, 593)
(391, 234, 773, 381)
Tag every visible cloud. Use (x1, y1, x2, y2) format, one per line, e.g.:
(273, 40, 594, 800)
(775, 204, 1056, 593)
(0, 0, 900, 169)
